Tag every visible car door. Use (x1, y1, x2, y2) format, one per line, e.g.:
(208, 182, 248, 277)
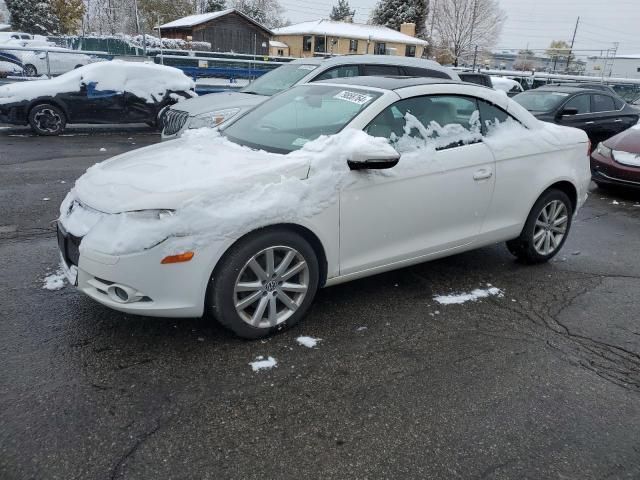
(590, 93, 622, 142)
(69, 82, 125, 123)
(339, 94, 496, 276)
(555, 93, 599, 140)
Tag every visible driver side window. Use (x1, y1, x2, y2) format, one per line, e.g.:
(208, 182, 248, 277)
(364, 95, 482, 152)
(563, 94, 591, 114)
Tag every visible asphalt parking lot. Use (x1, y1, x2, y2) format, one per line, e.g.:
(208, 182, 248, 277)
(1, 124, 640, 480)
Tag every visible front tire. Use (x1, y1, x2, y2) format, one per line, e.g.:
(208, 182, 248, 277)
(208, 229, 320, 339)
(28, 104, 67, 135)
(23, 64, 37, 77)
(506, 189, 573, 264)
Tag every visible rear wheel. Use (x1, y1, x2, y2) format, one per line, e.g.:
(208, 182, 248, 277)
(208, 229, 320, 339)
(506, 189, 573, 264)
(23, 64, 37, 77)
(28, 104, 67, 135)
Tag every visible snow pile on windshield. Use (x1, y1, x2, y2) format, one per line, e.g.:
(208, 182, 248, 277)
(0, 60, 195, 104)
(434, 286, 503, 305)
(58, 112, 573, 257)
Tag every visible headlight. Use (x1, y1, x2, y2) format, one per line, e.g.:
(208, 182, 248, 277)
(125, 209, 175, 220)
(596, 143, 612, 158)
(187, 108, 241, 129)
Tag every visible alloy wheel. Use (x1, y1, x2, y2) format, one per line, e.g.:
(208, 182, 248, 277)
(533, 200, 568, 256)
(34, 108, 62, 133)
(233, 246, 310, 328)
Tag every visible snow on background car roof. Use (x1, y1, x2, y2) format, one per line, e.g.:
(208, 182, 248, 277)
(0, 60, 195, 104)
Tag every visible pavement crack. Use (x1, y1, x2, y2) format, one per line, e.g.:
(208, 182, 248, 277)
(109, 422, 163, 480)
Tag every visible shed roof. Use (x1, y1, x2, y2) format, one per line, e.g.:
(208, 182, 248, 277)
(159, 8, 272, 35)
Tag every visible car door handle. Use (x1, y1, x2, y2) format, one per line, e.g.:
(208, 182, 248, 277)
(473, 169, 493, 181)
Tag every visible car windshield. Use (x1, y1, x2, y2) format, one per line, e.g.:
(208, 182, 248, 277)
(241, 63, 318, 96)
(513, 90, 570, 113)
(223, 84, 382, 153)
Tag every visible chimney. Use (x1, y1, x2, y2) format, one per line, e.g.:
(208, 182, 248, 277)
(400, 23, 416, 37)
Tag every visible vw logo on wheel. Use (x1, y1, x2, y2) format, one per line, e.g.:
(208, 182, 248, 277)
(264, 280, 278, 292)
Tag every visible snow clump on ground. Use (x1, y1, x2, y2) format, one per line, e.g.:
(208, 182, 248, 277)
(249, 356, 278, 372)
(434, 286, 504, 305)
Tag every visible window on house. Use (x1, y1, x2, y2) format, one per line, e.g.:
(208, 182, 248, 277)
(314, 36, 326, 53)
(374, 42, 386, 55)
(349, 39, 358, 53)
(303, 35, 312, 52)
(277, 49, 284, 56)
(405, 45, 416, 57)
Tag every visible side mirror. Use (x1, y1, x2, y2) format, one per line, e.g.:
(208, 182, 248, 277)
(560, 107, 579, 117)
(347, 148, 400, 171)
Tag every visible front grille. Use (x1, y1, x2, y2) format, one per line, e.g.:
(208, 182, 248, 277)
(57, 223, 82, 267)
(162, 109, 190, 136)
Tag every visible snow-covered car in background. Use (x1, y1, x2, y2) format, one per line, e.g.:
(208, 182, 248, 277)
(491, 76, 524, 97)
(0, 60, 196, 135)
(161, 55, 460, 140)
(0, 59, 22, 77)
(58, 77, 590, 339)
(0, 43, 94, 77)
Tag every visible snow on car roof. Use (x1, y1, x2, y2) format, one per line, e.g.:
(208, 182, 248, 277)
(0, 60, 195, 105)
(273, 20, 429, 46)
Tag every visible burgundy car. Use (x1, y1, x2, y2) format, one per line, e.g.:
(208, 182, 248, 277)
(591, 126, 640, 190)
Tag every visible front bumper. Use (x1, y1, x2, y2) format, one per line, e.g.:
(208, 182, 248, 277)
(591, 151, 640, 190)
(57, 222, 225, 318)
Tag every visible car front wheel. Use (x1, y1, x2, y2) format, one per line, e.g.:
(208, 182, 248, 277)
(28, 104, 67, 135)
(506, 189, 573, 264)
(208, 229, 320, 339)
(23, 64, 37, 77)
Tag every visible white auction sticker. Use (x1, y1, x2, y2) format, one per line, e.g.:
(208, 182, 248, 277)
(334, 90, 373, 105)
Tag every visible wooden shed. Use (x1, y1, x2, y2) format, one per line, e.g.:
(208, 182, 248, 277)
(159, 9, 272, 55)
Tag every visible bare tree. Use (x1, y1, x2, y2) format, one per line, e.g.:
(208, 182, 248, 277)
(434, 0, 505, 66)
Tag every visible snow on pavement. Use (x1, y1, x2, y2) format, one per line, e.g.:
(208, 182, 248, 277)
(249, 356, 277, 372)
(43, 266, 66, 291)
(296, 336, 321, 348)
(434, 286, 503, 305)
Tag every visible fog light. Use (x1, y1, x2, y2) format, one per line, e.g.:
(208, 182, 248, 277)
(114, 286, 129, 302)
(161, 251, 194, 264)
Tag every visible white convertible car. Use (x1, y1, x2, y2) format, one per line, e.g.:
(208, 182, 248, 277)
(58, 77, 591, 338)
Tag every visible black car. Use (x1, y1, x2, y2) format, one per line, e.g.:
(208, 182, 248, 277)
(458, 72, 493, 88)
(513, 86, 640, 146)
(0, 61, 195, 135)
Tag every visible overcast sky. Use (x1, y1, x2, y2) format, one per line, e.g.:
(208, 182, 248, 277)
(281, 0, 640, 56)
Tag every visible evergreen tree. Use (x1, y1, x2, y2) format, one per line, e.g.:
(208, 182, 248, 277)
(6, 0, 60, 34)
(370, 0, 428, 38)
(330, 0, 354, 22)
(50, 0, 84, 34)
(205, 0, 226, 12)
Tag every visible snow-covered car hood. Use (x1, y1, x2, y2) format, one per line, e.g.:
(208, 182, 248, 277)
(170, 91, 267, 116)
(73, 129, 311, 214)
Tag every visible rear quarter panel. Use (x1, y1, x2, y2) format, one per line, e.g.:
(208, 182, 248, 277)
(480, 121, 590, 243)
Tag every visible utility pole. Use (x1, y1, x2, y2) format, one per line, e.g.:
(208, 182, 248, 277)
(468, 0, 478, 66)
(566, 16, 579, 73)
